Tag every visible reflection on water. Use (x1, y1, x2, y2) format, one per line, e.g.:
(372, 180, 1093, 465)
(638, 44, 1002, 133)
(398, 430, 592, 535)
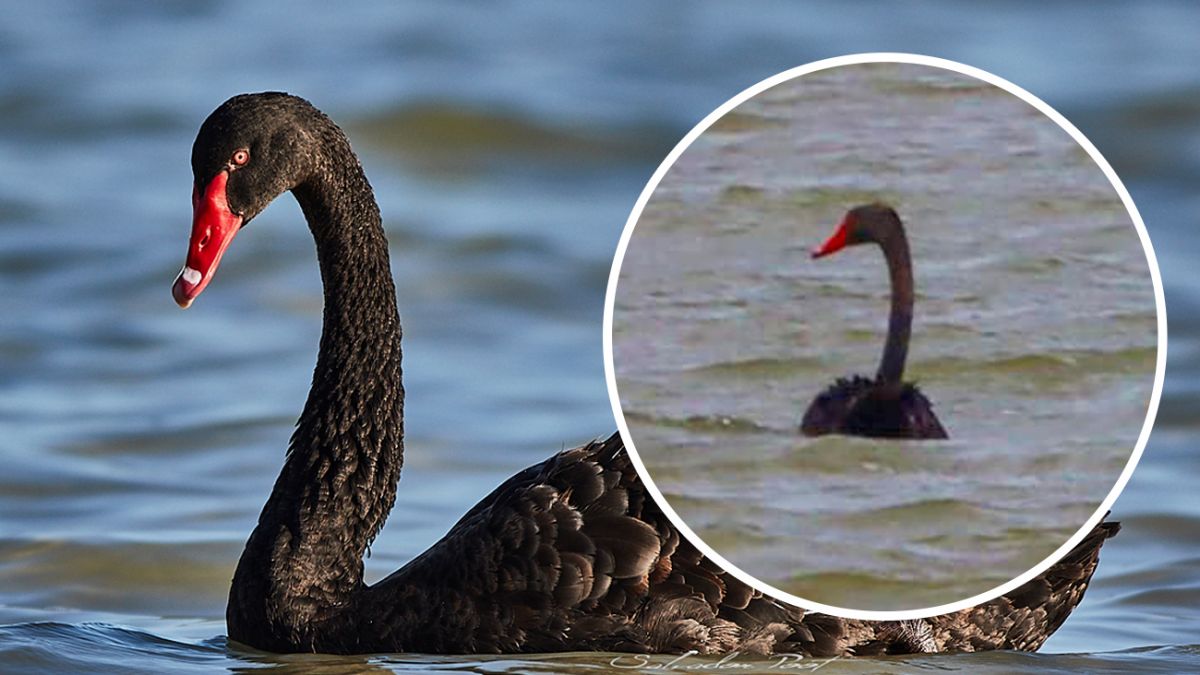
(0, 1, 1198, 672)
(614, 63, 1156, 609)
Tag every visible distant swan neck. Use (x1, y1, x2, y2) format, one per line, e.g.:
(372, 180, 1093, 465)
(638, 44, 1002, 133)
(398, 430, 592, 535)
(876, 230, 913, 384)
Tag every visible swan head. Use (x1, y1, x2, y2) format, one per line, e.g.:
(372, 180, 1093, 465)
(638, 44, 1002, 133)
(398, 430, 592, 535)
(812, 202, 903, 258)
(173, 92, 321, 308)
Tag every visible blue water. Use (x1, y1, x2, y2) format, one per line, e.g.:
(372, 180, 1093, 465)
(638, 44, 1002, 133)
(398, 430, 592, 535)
(0, 1, 1198, 672)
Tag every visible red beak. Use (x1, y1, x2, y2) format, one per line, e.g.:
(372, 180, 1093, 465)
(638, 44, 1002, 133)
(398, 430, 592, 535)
(812, 215, 850, 259)
(172, 171, 243, 308)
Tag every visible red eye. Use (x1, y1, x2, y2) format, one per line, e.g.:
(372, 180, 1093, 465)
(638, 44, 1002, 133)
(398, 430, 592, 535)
(231, 149, 250, 166)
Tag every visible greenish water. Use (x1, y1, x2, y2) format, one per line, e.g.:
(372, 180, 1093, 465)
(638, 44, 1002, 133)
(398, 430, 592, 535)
(613, 63, 1157, 610)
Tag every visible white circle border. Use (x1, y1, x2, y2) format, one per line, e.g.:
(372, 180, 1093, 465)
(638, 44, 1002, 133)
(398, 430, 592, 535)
(602, 52, 1166, 620)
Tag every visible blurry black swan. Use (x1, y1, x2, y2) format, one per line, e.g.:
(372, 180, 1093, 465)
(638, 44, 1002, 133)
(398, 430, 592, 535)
(801, 204, 949, 439)
(172, 93, 1114, 655)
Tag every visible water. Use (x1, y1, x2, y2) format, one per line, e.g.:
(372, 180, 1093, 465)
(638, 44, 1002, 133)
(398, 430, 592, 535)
(611, 62, 1157, 610)
(1, 1, 1199, 673)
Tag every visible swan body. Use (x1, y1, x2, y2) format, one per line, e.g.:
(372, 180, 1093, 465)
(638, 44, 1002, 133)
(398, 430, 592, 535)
(174, 93, 1112, 655)
(802, 376, 947, 439)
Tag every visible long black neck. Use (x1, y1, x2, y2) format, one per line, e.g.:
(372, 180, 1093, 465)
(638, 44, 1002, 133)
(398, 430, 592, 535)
(876, 230, 913, 384)
(228, 130, 404, 650)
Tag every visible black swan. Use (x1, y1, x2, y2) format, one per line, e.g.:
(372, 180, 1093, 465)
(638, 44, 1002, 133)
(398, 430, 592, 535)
(172, 93, 1115, 655)
(801, 203, 949, 439)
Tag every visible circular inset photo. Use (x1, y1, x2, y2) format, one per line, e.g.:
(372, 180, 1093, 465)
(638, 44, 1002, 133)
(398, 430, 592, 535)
(606, 55, 1163, 614)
